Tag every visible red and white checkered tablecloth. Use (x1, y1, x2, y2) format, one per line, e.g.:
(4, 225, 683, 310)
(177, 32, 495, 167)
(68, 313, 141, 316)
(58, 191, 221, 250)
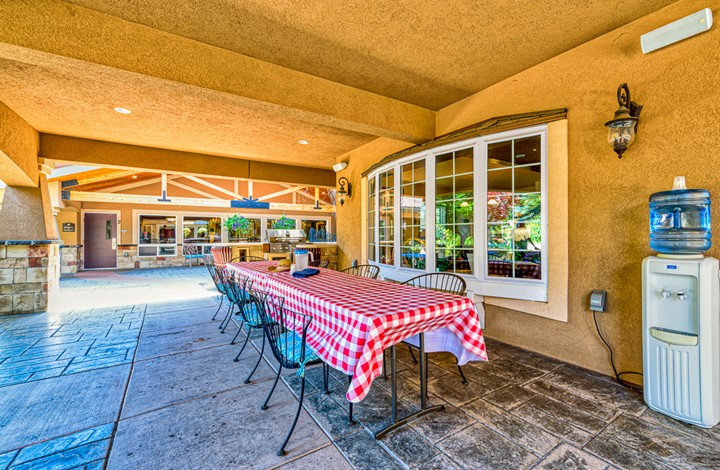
(227, 261, 488, 403)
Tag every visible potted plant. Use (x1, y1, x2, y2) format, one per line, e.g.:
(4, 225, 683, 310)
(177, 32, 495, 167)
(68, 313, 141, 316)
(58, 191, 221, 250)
(273, 215, 296, 230)
(224, 214, 251, 240)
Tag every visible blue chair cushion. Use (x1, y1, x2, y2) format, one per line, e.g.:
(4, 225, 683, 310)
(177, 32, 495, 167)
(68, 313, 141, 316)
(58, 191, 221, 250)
(276, 331, 319, 366)
(242, 302, 262, 327)
(185, 254, 203, 259)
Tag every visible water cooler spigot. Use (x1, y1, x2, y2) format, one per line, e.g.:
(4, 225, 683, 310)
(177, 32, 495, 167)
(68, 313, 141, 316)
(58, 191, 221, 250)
(659, 289, 672, 300)
(676, 290, 688, 301)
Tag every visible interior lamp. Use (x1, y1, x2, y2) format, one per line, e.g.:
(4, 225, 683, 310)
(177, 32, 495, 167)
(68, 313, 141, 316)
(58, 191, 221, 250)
(605, 83, 643, 158)
(337, 177, 352, 206)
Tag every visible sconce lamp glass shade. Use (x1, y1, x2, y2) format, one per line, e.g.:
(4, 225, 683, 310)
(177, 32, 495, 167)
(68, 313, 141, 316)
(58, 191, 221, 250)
(605, 83, 642, 158)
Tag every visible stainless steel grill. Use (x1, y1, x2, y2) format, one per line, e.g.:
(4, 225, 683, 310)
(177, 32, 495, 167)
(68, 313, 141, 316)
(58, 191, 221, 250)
(267, 229, 306, 253)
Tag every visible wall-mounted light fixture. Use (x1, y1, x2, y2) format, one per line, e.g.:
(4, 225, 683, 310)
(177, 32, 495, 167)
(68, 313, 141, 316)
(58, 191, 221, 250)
(337, 177, 352, 206)
(605, 83, 643, 158)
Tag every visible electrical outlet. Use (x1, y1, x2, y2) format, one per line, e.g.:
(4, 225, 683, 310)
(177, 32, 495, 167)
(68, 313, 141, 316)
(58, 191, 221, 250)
(590, 290, 607, 312)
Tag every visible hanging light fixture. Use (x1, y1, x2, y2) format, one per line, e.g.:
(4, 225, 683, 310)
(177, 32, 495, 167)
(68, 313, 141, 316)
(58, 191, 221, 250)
(337, 177, 352, 206)
(605, 83, 643, 158)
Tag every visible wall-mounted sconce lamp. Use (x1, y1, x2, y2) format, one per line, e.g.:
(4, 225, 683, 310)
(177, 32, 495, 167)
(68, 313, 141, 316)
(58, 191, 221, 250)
(605, 83, 643, 158)
(337, 177, 352, 206)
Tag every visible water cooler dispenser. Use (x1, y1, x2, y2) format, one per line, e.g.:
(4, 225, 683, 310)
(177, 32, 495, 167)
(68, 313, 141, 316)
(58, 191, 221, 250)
(642, 177, 720, 427)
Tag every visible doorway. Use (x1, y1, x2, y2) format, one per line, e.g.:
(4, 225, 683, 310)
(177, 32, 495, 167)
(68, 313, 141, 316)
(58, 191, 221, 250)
(84, 212, 118, 269)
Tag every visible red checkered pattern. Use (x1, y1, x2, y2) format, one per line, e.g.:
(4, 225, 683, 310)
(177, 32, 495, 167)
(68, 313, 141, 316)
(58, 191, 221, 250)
(227, 261, 487, 403)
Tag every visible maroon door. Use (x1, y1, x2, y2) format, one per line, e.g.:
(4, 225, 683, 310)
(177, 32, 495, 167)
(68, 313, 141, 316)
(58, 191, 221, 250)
(84, 213, 117, 269)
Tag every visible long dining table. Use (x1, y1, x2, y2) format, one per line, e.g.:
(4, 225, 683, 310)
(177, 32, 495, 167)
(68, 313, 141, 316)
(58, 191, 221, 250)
(226, 260, 488, 437)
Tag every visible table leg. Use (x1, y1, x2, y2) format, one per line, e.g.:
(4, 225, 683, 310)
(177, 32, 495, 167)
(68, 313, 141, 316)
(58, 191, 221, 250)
(374, 333, 444, 439)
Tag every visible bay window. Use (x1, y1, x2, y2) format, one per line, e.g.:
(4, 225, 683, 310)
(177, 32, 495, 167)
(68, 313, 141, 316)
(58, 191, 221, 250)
(366, 125, 548, 301)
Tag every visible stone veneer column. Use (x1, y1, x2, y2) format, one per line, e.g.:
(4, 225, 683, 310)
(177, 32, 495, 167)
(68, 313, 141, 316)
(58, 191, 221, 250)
(0, 241, 60, 314)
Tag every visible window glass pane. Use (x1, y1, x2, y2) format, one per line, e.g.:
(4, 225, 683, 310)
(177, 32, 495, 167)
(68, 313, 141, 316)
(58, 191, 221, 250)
(454, 148, 474, 174)
(456, 224, 474, 249)
(456, 249, 474, 275)
(515, 251, 542, 279)
(435, 177, 453, 201)
(138, 246, 157, 256)
(183, 216, 221, 244)
(380, 246, 394, 265)
(436, 153, 453, 178)
(267, 218, 297, 230)
(368, 228, 375, 244)
(488, 141, 512, 168)
(514, 165, 541, 193)
(301, 219, 331, 242)
(486, 134, 543, 281)
(139, 215, 176, 245)
(514, 136, 541, 165)
(487, 251, 513, 277)
(228, 217, 261, 242)
(487, 194, 513, 223)
(488, 224, 513, 250)
(436, 249, 454, 273)
(413, 160, 426, 182)
(455, 174, 473, 198)
(487, 168, 512, 192)
(401, 163, 413, 184)
(159, 246, 176, 256)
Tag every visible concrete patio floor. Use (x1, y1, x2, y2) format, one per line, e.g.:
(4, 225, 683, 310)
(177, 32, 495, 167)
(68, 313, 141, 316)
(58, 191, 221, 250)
(0, 267, 718, 469)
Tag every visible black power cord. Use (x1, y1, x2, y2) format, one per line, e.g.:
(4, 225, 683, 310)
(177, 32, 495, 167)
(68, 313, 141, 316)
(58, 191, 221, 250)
(592, 310, 644, 393)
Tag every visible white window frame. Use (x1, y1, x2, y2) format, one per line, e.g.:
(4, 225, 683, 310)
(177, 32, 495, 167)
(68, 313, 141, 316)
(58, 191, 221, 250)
(366, 124, 549, 302)
(135, 210, 180, 257)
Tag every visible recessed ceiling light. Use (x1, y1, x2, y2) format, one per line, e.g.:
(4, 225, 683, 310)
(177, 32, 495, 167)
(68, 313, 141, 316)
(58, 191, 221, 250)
(132, 175, 138, 179)
(298, 139, 309, 145)
(114, 107, 132, 114)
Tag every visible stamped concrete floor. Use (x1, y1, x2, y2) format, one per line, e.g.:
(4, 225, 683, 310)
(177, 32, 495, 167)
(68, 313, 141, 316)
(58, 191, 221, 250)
(1, 266, 719, 469)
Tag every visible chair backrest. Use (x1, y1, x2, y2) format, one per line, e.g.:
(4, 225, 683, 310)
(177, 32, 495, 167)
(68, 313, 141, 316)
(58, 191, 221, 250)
(211, 245, 233, 265)
(402, 273, 466, 296)
(225, 272, 262, 323)
(249, 289, 312, 369)
(308, 259, 330, 269)
(340, 264, 380, 279)
(204, 256, 224, 291)
(231, 255, 266, 263)
(183, 244, 200, 256)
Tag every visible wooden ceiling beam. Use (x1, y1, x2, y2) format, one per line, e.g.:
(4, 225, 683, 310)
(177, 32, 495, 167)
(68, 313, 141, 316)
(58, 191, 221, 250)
(40, 134, 336, 187)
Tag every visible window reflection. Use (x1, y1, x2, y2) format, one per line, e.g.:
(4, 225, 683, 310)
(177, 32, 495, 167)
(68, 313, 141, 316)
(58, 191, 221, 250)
(435, 148, 474, 274)
(182, 216, 222, 244)
(139, 215, 176, 245)
(487, 135, 542, 280)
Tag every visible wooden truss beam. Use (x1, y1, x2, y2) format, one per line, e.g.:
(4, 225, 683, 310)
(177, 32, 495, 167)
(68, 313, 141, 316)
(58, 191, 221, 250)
(66, 190, 335, 212)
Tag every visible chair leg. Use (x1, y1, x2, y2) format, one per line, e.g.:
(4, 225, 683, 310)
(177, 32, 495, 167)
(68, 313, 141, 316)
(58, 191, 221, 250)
(262, 365, 283, 410)
(425, 353, 429, 399)
(244, 331, 265, 384)
(407, 345, 418, 364)
(323, 363, 330, 394)
(457, 361, 469, 385)
(220, 304, 234, 332)
(277, 375, 306, 456)
(211, 295, 224, 320)
(233, 326, 252, 362)
(230, 320, 244, 345)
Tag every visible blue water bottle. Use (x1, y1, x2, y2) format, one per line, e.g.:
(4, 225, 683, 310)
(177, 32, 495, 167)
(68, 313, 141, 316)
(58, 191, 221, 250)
(649, 177, 711, 255)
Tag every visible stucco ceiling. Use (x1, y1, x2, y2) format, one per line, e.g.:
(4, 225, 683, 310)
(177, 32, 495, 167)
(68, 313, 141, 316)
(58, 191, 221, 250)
(0, 0, 676, 170)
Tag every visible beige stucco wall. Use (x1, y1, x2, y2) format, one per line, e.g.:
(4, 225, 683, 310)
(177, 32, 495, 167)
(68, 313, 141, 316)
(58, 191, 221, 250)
(0, 100, 38, 187)
(336, 0, 720, 379)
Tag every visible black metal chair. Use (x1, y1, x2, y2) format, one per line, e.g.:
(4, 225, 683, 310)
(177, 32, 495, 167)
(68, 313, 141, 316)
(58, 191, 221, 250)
(230, 255, 266, 263)
(340, 264, 380, 279)
(250, 289, 326, 456)
(309, 259, 330, 269)
(401, 273, 469, 386)
(216, 266, 239, 332)
(204, 255, 227, 321)
(224, 272, 267, 384)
